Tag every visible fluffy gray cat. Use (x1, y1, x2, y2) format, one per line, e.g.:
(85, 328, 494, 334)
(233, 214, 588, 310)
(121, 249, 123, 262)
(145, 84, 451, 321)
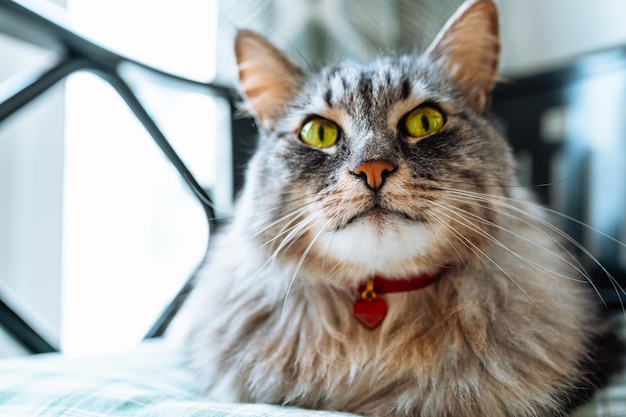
(185, 1, 622, 416)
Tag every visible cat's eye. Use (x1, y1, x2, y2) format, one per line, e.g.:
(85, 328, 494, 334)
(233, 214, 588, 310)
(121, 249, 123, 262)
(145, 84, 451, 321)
(402, 106, 445, 139)
(299, 118, 340, 149)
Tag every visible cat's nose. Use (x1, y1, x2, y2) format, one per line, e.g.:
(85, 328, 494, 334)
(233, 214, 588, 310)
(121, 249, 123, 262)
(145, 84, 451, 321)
(353, 160, 396, 191)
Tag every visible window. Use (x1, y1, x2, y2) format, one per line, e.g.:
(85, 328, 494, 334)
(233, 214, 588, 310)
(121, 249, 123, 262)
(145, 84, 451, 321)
(0, 0, 226, 355)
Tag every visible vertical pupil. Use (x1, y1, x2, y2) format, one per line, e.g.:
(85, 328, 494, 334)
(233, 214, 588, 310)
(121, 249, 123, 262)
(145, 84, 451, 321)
(421, 114, 430, 132)
(319, 125, 325, 143)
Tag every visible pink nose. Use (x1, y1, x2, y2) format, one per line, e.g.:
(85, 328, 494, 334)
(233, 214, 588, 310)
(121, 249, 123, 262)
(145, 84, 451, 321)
(353, 161, 396, 190)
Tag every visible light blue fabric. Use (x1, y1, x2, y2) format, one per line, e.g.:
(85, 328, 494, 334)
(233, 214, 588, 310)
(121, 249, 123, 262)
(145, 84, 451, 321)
(0, 339, 622, 416)
(0, 341, 357, 417)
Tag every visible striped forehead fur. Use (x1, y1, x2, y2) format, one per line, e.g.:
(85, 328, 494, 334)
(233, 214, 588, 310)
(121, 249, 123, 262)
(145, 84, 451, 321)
(318, 57, 431, 110)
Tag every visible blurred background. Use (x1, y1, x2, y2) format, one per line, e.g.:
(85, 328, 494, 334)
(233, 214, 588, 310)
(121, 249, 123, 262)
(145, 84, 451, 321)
(1, 0, 626, 357)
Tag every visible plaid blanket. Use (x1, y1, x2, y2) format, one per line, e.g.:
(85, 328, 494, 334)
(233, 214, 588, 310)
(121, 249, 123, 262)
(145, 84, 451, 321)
(0, 340, 622, 416)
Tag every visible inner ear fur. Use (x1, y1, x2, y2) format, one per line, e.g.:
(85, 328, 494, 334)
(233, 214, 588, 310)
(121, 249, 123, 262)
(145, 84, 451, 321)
(425, 0, 500, 112)
(235, 30, 303, 130)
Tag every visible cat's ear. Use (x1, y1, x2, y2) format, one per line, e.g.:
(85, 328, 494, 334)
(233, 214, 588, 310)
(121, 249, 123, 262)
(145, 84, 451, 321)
(425, 0, 500, 112)
(235, 30, 303, 130)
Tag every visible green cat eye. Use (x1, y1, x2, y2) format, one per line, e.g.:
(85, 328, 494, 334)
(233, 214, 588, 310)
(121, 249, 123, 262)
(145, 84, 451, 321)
(403, 106, 445, 139)
(299, 118, 339, 149)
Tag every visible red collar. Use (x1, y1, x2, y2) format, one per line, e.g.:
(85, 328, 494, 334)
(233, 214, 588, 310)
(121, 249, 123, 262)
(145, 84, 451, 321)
(353, 268, 446, 329)
(356, 270, 443, 295)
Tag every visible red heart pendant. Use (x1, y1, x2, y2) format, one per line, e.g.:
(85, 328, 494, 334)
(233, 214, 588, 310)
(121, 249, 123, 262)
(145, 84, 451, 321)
(353, 296, 388, 329)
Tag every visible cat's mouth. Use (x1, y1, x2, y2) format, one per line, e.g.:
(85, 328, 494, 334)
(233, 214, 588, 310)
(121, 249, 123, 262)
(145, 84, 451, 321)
(345, 204, 418, 227)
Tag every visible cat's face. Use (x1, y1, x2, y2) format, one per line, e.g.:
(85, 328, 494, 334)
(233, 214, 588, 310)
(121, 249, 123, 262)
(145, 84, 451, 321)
(235, 0, 511, 282)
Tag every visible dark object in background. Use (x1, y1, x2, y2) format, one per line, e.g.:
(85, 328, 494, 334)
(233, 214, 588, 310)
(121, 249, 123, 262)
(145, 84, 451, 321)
(493, 49, 626, 309)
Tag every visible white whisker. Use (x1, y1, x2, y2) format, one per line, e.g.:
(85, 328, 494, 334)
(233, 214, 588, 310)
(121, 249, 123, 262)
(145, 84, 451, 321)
(251, 204, 312, 241)
(434, 198, 588, 283)
(441, 188, 624, 311)
(215, 192, 320, 223)
(228, 212, 322, 300)
(281, 218, 334, 325)
(424, 213, 468, 267)
(430, 206, 537, 304)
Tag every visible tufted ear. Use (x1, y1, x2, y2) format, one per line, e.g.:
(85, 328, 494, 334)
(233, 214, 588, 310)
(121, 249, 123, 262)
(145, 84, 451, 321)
(425, 0, 500, 112)
(235, 30, 303, 130)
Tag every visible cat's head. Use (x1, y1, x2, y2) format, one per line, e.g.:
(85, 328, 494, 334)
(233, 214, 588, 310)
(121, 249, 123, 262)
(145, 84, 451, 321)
(233, 0, 513, 284)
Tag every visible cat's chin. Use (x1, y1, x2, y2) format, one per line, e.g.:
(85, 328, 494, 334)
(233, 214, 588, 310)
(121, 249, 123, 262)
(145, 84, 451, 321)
(318, 214, 436, 271)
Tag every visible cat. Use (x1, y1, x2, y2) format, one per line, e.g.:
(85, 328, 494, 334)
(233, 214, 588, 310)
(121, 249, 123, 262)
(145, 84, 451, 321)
(184, 0, 623, 416)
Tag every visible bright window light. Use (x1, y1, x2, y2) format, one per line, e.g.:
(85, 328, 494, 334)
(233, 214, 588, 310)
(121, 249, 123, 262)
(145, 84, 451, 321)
(62, 0, 218, 355)
(67, 0, 217, 81)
